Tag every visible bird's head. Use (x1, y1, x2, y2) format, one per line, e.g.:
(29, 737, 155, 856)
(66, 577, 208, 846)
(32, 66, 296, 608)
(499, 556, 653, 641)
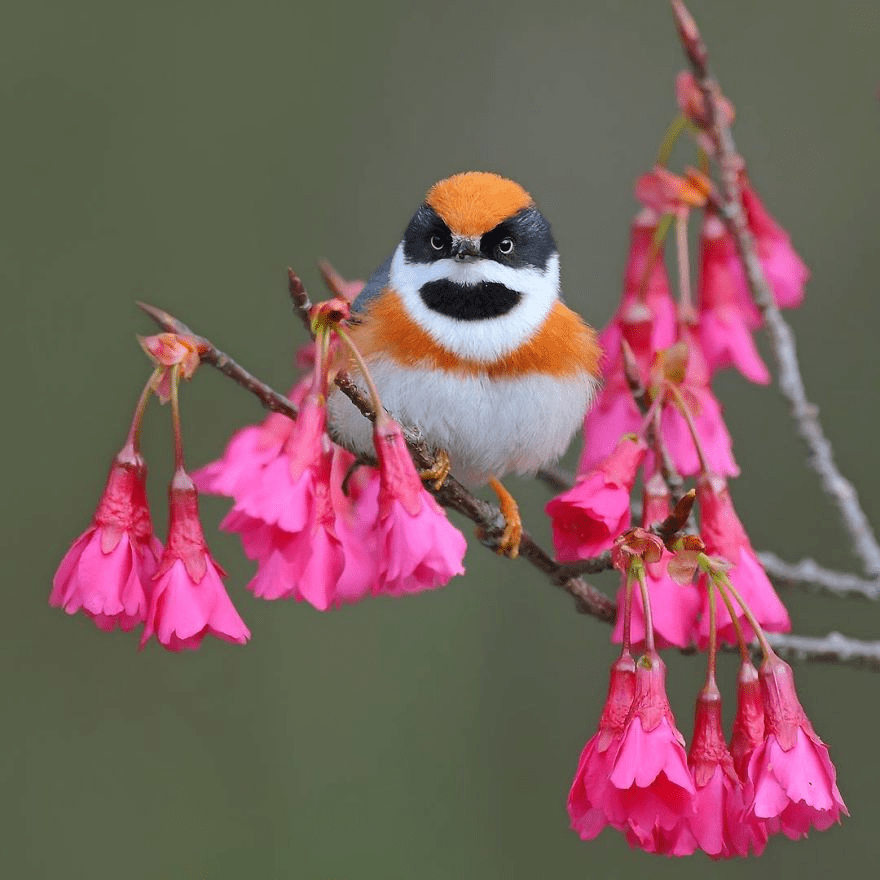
(390, 172, 561, 360)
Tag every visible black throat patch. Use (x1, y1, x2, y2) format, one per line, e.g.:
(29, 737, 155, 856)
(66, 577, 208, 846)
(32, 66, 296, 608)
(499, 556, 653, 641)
(419, 279, 521, 321)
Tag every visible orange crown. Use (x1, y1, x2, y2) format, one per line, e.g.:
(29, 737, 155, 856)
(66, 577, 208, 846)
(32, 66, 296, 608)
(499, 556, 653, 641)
(425, 172, 533, 237)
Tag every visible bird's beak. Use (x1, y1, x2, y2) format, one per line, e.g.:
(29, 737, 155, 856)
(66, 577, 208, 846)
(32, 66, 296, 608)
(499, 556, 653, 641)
(451, 236, 481, 261)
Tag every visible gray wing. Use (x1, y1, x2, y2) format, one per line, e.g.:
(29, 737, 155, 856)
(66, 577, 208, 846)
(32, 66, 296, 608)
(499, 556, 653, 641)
(352, 254, 393, 314)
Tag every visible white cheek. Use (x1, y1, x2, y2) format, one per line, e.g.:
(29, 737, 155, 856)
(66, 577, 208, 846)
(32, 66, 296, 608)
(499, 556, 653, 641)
(389, 244, 560, 362)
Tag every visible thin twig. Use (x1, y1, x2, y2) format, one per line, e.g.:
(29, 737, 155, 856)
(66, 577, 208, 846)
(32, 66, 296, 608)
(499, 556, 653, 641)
(287, 269, 313, 334)
(533, 464, 880, 601)
(765, 632, 880, 673)
(535, 465, 575, 493)
(758, 552, 880, 601)
(136, 302, 299, 420)
(671, 0, 880, 577)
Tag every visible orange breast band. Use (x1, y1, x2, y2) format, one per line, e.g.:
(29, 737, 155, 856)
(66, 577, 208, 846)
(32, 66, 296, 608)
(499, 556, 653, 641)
(349, 292, 601, 380)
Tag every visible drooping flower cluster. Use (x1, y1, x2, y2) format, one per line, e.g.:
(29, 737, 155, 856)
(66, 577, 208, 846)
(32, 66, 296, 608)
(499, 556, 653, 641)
(204, 385, 466, 610)
(610, 474, 700, 651)
(547, 63, 799, 653)
(195, 304, 467, 610)
(52, 277, 469, 646)
(557, 54, 846, 857)
(568, 532, 846, 857)
(577, 78, 808, 490)
(51, 337, 250, 650)
(569, 651, 696, 851)
(549, 414, 790, 650)
(51, 443, 162, 632)
(141, 467, 250, 651)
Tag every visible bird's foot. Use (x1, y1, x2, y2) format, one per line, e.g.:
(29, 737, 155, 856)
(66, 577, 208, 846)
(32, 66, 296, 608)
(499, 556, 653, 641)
(487, 477, 522, 559)
(420, 448, 451, 491)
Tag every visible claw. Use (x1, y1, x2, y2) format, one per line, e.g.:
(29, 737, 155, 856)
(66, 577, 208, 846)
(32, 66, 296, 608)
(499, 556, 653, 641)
(488, 477, 522, 558)
(420, 449, 451, 491)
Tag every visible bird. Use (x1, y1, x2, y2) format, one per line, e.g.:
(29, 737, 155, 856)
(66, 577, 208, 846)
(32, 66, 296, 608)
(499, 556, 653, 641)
(328, 171, 601, 557)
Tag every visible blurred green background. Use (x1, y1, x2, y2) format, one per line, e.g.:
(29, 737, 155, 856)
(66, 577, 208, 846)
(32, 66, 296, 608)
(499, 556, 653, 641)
(3, 0, 878, 877)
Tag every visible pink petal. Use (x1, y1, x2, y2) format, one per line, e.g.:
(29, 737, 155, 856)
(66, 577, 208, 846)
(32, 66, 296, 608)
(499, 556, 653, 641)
(142, 558, 249, 651)
(50, 531, 94, 609)
(377, 498, 466, 595)
(192, 425, 287, 497)
(613, 561, 701, 650)
(698, 308, 770, 385)
(247, 546, 299, 600)
(580, 381, 643, 474)
(287, 525, 346, 611)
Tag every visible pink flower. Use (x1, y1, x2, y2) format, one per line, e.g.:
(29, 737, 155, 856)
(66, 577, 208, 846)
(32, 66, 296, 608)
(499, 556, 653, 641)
(729, 660, 771, 853)
(746, 655, 848, 838)
(740, 175, 810, 310)
(51, 444, 162, 632)
(578, 208, 676, 474)
(373, 417, 466, 595)
(659, 329, 739, 478)
(240, 520, 346, 611)
(547, 436, 647, 562)
(729, 660, 765, 780)
(193, 379, 308, 497)
(675, 687, 750, 859)
(230, 394, 326, 534)
(600, 209, 679, 375)
(609, 654, 696, 850)
(579, 376, 642, 476)
(138, 332, 204, 377)
(193, 412, 296, 497)
(568, 653, 637, 839)
(612, 475, 700, 650)
(581, 210, 676, 472)
(138, 333, 206, 402)
(696, 474, 790, 647)
(141, 469, 250, 651)
(222, 395, 347, 610)
(708, 176, 809, 322)
(697, 213, 770, 384)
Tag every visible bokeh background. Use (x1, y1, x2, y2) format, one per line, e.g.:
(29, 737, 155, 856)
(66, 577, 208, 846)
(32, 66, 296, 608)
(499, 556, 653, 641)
(3, 0, 879, 877)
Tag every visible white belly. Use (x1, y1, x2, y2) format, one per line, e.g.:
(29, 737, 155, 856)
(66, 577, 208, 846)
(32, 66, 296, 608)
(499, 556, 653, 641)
(328, 357, 598, 486)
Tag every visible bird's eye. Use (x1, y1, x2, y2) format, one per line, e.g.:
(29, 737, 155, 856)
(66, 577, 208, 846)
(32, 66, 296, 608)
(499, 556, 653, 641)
(498, 237, 514, 255)
(430, 234, 445, 251)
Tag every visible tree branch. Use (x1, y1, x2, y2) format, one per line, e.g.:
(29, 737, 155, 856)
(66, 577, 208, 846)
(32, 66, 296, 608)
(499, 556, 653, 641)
(532, 445, 880, 602)
(535, 465, 575, 494)
(136, 302, 299, 421)
(766, 632, 880, 673)
(759, 551, 880, 601)
(139, 297, 617, 623)
(671, 0, 880, 578)
(138, 298, 880, 668)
